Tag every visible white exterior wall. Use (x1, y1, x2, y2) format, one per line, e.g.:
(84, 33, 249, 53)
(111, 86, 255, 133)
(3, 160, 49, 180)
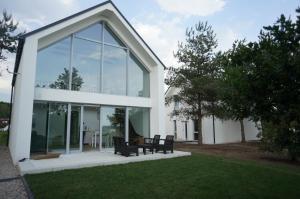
(9, 4, 165, 164)
(165, 88, 260, 144)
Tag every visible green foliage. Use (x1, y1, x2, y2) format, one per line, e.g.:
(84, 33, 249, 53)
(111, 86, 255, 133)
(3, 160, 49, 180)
(247, 9, 300, 159)
(165, 22, 222, 144)
(0, 131, 8, 145)
(0, 101, 10, 118)
(261, 121, 300, 161)
(49, 67, 83, 90)
(0, 10, 23, 62)
(220, 40, 256, 142)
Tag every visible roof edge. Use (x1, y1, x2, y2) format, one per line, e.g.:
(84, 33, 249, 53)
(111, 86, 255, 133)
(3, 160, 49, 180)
(12, 0, 166, 86)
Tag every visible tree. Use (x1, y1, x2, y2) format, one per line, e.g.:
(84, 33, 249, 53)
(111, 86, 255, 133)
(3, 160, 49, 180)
(247, 8, 300, 160)
(0, 11, 23, 74)
(165, 22, 222, 145)
(49, 67, 83, 90)
(220, 40, 254, 143)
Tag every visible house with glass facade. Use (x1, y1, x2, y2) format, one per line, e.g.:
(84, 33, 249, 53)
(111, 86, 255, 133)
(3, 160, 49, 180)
(9, 1, 165, 164)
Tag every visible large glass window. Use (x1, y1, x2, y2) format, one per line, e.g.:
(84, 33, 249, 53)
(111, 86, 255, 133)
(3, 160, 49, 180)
(128, 53, 150, 97)
(101, 106, 125, 148)
(104, 25, 125, 47)
(35, 22, 150, 98)
(128, 107, 150, 144)
(102, 45, 127, 95)
(31, 102, 48, 153)
(30, 102, 150, 154)
(35, 37, 71, 89)
(72, 38, 101, 92)
(70, 105, 81, 150)
(75, 23, 102, 42)
(47, 103, 68, 152)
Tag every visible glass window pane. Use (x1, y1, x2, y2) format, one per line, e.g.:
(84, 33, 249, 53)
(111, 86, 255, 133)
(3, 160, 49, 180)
(72, 38, 101, 92)
(47, 103, 68, 152)
(104, 25, 125, 47)
(35, 37, 71, 89)
(70, 106, 81, 150)
(83, 107, 100, 150)
(101, 106, 125, 148)
(31, 102, 48, 154)
(102, 45, 127, 95)
(75, 23, 102, 42)
(128, 53, 150, 97)
(129, 107, 150, 144)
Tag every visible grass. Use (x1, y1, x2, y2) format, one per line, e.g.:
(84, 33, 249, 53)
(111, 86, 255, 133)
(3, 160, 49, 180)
(0, 131, 7, 146)
(25, 153, 300, 199)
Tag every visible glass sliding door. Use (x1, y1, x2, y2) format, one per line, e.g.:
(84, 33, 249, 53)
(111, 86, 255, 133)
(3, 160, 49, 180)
(31, 102, 48, 154)
(101, 106, 125, 148)
(128, 107, 150, 144)
(47, 103, 68, 152)
(83, 106, 100, 151)
(70, 105, 81, 151)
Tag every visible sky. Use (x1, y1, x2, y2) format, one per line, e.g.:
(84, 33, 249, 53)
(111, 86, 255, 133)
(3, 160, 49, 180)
(0, 0, 299, 102)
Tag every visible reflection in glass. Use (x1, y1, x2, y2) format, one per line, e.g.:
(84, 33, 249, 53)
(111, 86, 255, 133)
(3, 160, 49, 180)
(35, 37, 71, 89)
(101, 106, 125, 148)
(128, 53, 150, 97)
(70, 106, 81, 150)
(128, 107, 150, 144)
(103, 25, 125, 47)
(83, 107, 100, 151)
(73, 38, 101, 92)
(75, 23, 102, 42)
(47, 103, 67, 152)
(102, 45, 127, 95)
(30, 102, 48, 153)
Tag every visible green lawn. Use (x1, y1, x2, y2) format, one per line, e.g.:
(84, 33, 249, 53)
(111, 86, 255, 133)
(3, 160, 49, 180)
(25, 154, 300, 199)
(0, 131, 7, 146)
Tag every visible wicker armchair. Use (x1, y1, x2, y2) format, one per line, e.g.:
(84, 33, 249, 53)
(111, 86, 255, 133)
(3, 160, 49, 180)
(113, 137, 139, 157)
(156, 135, 174, 154)
(139, 135, 161, 155)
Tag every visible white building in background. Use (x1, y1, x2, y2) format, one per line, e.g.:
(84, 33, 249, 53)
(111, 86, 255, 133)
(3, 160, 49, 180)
(165, 87, 259, 144)
(9, 1, 166, 164)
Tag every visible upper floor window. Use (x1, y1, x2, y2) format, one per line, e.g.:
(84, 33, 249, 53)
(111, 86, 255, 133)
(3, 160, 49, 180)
(35, 22, 150, 97)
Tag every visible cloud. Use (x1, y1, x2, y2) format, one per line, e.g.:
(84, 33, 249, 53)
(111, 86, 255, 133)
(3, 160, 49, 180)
(155, 0, 226, 16)
(216, 27, 240, 52)
(1, 0, 80, 32)
(132, 16, 185, 67)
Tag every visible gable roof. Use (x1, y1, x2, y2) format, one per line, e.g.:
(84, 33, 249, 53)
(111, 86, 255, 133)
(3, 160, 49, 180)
(12, 0, 166, 86)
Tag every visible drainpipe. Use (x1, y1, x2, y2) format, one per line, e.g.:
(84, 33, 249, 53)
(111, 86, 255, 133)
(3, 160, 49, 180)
(7, 85, 14, 146)
(212, 114, 216, 144)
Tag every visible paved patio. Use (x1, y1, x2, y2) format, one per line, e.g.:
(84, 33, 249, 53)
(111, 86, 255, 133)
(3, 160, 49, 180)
(0, 146, 29, 199)
(19, 150, 191, 175)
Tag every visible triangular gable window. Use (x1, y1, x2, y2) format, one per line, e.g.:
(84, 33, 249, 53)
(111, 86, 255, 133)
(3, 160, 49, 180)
(75, 23, 102, 42)
(104, 24, 125, 47)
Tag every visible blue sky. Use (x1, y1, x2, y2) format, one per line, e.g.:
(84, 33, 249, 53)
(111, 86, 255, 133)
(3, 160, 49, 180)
(0, 0, 299, 102)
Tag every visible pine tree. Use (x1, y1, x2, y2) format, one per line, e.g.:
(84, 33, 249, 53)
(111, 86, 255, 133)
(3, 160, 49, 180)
(165, 22, 221, 145)
(0, 10, 23, 72)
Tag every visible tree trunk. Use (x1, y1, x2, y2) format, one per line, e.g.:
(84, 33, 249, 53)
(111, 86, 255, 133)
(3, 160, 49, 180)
(239, 119, 246, 143)
(198, 117, 203, 145)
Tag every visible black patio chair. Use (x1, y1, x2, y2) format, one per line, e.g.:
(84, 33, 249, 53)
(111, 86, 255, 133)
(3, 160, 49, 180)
(139, 134, 161, 155)
(113, 136, 139, 157)
(156, 135, 174, 154)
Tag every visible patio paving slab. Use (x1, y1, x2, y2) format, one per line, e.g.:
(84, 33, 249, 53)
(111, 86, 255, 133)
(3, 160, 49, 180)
(19, 150, 191, 175)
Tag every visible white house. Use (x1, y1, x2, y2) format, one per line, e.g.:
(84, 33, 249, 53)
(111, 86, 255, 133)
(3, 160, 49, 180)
(165, 87, 259, 144)
(9, 1, 166, 164)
